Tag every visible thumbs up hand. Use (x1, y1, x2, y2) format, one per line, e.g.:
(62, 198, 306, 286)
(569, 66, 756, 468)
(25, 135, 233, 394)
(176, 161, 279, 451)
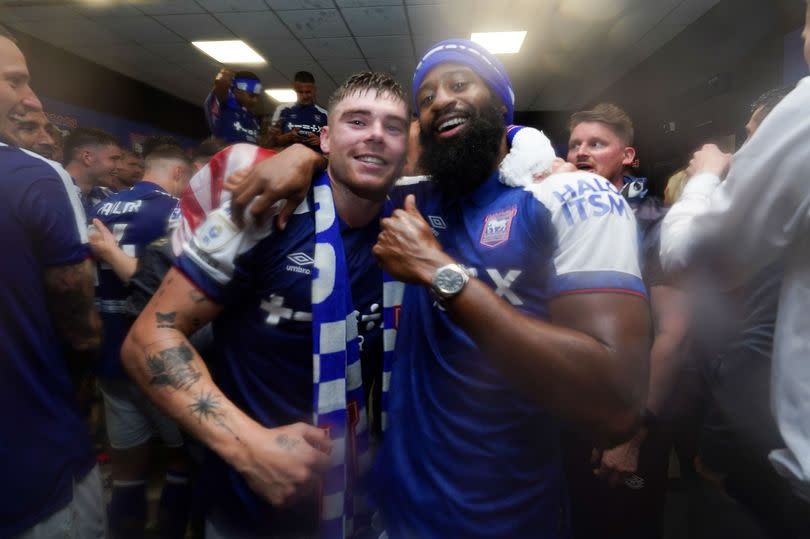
(373, 194, 455, 285)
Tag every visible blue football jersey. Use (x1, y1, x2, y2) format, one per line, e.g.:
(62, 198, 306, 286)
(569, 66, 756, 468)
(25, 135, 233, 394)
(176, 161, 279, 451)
(0, 145, 95, 537)
(271, 102, 328, 137)
(205, 90, 260, 144)
(92, 181, 179, 378)
(375, 172, 646, 538)
(175, 187, 383, 535)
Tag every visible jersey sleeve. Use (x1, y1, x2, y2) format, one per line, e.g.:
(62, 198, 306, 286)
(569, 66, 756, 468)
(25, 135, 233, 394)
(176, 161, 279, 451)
(175, 198, 273, 303)
(525, 171, 646, 298)
(19, 161, 90, 267)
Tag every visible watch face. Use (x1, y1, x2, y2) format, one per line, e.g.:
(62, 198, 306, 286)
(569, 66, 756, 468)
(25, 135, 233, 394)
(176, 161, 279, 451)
(436, 267, 464, 295)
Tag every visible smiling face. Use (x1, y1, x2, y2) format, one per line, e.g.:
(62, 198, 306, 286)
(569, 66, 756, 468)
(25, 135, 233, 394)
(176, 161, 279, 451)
(0, 37, 42, 142)
(567, 121, 635, 187)
(320, 89, 409, 201)
(415, 63, 507, 199)
(415, 63, 501, 142)
(87, 142, 123, 187)
(4, 109, 55, 159)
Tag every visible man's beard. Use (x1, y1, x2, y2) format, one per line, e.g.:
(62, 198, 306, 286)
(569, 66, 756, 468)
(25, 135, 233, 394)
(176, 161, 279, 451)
(419, 98, 505, 201)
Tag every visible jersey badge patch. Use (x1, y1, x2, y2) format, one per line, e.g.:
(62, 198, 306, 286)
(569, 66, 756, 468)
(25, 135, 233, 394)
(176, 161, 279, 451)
(196, 211, 238, 253)
(480, 207, 517, 248)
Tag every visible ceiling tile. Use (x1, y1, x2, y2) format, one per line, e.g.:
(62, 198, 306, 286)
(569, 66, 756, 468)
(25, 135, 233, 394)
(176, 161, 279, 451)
(336, 0, 403, 5)
(269, 58, 333, 86)
(301, 37, 362, 59)
(197, 0, 269, 12)
(666, 0, 722, 26)
(252, 39, 313, 60)
(265, 0, 335, 9)
(341, 5, 408, 36)
(367, 57, 415, 78)
(138, 0, 207, 15)
(97, 16, 185, 44)
(215, 11, 293, 40)
(78, 3, 145, 18)
(323, 58, 371, 83)
(356, 36, 413, 58)
(154, 13, 234, 41)
(407, 1, 471, 36)
(275, 9, 351, 38)
(9, 18, 125, 45)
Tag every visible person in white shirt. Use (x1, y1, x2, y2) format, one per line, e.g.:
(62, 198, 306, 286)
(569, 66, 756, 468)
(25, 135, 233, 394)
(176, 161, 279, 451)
(660, 0, 810, 512)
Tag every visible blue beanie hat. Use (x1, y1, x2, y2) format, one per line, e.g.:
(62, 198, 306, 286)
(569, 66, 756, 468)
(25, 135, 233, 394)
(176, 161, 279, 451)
(413, 38, 515, 124)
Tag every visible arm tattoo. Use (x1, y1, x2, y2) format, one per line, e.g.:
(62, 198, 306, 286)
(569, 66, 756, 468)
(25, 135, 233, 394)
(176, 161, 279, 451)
(44, 260, 101, 354)
(146, 345, 200, 390)
(276, 434, 301, 452)
(188, 389, 240, 440)
(156, 311, 177, 328)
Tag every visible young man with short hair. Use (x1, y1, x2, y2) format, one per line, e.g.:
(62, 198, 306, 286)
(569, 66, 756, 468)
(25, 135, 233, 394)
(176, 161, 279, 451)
(63, 126, 123, 210)
(270, 70, 328, 150)
(122, 72, 410, 538)
(565, 103, 685, 539)
(90, 141, 195, 538)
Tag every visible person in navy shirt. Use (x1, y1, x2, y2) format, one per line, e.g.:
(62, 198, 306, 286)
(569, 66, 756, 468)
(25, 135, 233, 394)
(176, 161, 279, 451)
(63, 126, 124, 213)
(366, 40, 652, 538)
(89, 142, 194, 538)
(195, 40, 655, 538)
(122, 72, 410, 538)
(205, 69, 262, 144)
(0, 27, 105, 538)
(270, 70, 328, 151)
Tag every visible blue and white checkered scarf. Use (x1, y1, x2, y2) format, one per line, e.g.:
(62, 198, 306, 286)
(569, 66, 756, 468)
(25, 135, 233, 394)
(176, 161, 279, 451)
(311, 171, 403, 539)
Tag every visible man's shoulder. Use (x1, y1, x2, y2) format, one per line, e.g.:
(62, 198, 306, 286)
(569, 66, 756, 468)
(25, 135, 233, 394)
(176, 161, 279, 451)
(0, 144, 68, 183)
(313, 104, 328, 116)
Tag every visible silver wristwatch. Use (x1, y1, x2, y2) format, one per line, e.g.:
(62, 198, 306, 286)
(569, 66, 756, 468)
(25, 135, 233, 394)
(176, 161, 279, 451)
(430, 263, 470, 306)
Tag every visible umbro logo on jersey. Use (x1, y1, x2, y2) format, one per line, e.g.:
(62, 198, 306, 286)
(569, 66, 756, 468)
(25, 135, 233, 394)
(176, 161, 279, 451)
(624, 474, 645, 490)
(287, 252, 315, 266)
(428, 215, 447, 229)
(480, 207, 517, 248)
(286, 252, 314, 275)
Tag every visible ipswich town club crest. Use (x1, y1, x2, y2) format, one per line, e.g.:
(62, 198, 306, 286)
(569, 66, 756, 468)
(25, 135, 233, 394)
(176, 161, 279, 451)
(480, 207, 517, 248)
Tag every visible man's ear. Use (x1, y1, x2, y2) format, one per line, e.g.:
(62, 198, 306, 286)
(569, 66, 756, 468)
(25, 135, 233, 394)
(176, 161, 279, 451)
(81, 149, 93, 167)
(319, 125, 330, 154)
(622, 146, 637, 167)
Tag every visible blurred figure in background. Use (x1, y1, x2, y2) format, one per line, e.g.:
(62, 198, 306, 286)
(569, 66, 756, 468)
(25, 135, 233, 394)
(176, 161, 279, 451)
(2, 109, 56, 159)
(269, 70, 327, 150)
(63, 127, 123, 211)
(660, 3, 810, 534)
(205, 68, 261, 144)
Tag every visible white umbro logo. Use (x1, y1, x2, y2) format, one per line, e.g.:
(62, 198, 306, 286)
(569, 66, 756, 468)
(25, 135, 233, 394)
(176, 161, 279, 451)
(287, 252, 315, 266)
(428, 216, 447, 229)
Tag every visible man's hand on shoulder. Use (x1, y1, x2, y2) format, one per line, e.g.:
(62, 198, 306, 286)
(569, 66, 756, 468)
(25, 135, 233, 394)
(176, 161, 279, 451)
(687, 144, 731, 179)
(225, 143, 326, 229)
(235, 422, 332, 506)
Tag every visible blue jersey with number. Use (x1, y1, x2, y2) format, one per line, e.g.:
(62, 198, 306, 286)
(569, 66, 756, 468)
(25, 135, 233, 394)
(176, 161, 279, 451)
(175, 186, 383, 535)
(205, 90, 260, 144)
(92, 181, 179, 378)
(0, 145, 95, 537)
(375, 172, 646, 538)
(271, 102, 328, 137)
